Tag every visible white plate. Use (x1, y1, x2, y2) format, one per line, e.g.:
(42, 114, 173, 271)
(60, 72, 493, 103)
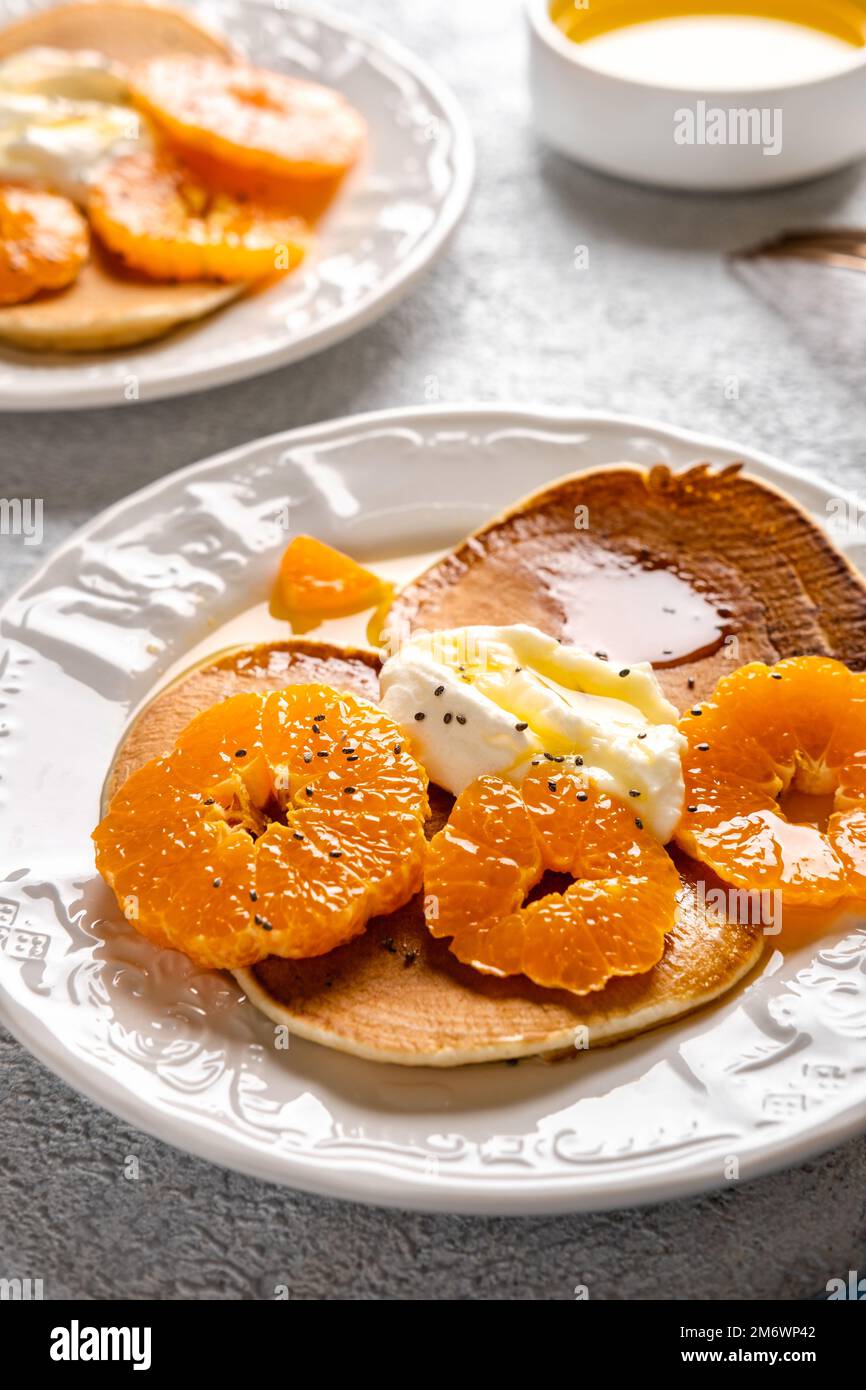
(0, 0, 473, 411)
(3, 405, 866, 1214)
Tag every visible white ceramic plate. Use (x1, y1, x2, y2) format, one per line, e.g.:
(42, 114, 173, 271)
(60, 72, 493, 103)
(3, 405, 866, 1214)
(0, 0, 473, 411)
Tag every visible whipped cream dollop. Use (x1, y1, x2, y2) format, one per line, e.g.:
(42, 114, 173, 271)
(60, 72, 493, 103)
(379, 624, 687, 842)
(0, 47, 142, 202)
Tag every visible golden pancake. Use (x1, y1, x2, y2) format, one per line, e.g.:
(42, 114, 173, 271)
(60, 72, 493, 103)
(104, 636, 764, 1066)
(385, 462, 866, 711)
(0, 1, 244, 351)
(242, 803, 762, 1066)
(0, 240, 243, 351)
(0, 0, 232, 65)
(102, 638, 381, 806)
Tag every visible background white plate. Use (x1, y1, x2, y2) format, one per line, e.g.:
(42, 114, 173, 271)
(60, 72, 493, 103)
(2, 405, 866, 1214)
(0, 0, 473, 411)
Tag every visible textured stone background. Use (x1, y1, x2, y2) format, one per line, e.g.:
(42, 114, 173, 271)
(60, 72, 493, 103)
(2, 0, 866, 1300)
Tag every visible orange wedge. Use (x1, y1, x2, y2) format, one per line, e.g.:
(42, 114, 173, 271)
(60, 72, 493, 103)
(676, 655, 866, 905)
(131, 55, 365, 182)
(0, 186, 89, 306)
(88, 148, 309, 282)
(279, 535, 384, 618)
(94, 684, 429, 969)
(425, 762, 680, 994)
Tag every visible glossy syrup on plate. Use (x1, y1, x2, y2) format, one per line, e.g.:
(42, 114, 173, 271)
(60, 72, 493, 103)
(549, 549, 731, 668)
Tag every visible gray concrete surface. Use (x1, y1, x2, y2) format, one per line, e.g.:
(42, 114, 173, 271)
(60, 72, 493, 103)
(2, 0, 866, 1299)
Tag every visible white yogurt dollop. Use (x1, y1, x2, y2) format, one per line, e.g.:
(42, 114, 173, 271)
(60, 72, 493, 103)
(0, 46, 129, 101)
(379, 624, 686, 842)
(0, 47, 142, 202)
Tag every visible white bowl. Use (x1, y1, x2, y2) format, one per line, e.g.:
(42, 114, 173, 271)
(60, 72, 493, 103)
(526, 0, 866, 190)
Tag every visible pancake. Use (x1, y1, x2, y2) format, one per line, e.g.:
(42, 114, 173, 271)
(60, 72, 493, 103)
(242, 804, 762, 1066)
(384, 462, 866, 712)
(0, 1, 245, 352)
(0, 241, 243, 351)
(0, 0, 232, 64)
(103, 638, 381, 805)
(104, 635, 764, 1066)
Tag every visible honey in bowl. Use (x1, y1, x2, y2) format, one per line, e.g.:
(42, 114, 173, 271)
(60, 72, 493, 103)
(549, 1, 866, 87)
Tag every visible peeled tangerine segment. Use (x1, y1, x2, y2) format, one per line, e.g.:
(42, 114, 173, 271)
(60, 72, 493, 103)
(132, 55, 366, 181)
(0, 185, 89, 306)
(676, 656, 866, 905)
(93, 684, 429, 969)
(425, 765, 680, 995)
(279, 535, 383, 616)
(88, 149, 309, 283)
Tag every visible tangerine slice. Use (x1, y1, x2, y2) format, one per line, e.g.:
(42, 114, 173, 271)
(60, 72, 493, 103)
(425, 763, 680, 994)
(163, 143, 345, 223)
(0, 186, 89, 306)
(94, 684, 429, 969)
(88, 149, 309, 282)
(131, 55, 366, 181)
(278, 535, 384, 618)
(676, 656, 866, 905)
